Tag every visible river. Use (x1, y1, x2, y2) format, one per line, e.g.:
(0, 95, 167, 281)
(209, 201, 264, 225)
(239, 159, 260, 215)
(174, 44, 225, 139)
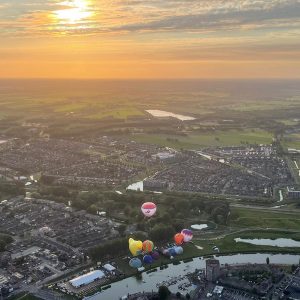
(84, 253, 300, 300)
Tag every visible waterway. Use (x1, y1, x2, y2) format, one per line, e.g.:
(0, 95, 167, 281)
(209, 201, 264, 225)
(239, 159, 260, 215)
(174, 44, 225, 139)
(146, 110, 195, 121)
(84, 253, 300, 300)
(235, 238, 300, 248)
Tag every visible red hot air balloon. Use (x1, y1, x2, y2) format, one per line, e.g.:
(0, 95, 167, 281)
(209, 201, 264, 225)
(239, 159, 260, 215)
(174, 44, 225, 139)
(141, 202, 157, 217)
(174, 233, 184, 245)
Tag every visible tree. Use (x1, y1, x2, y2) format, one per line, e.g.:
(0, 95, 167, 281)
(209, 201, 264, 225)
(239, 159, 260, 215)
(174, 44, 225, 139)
(185, 293, 191, 299)
(117, 224, 127, 237)
(158, 286, 171, 300)
(149, 225, 175, 243)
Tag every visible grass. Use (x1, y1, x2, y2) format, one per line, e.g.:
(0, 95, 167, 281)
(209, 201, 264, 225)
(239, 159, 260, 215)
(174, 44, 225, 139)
(229, 100, 300, 112)
(282, 132, 300, 150)
(278, 119, 299, 126)
(87, 107, 144, 120)
(116, 229, 300, 277)
(8, 293, 42, 300)
(131, 129, 273, 149)
(230, 207, 300, 230)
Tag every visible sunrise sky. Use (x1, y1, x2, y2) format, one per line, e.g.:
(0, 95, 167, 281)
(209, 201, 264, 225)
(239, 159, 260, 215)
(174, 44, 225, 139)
(1, 0, 300, 79)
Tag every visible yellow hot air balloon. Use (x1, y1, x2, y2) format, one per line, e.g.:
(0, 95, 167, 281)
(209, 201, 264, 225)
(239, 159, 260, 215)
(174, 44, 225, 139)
(129, 238, 143, 256)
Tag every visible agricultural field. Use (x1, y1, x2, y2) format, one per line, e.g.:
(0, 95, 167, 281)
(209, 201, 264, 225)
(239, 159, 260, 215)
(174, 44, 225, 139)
(131, 129, 273, 149)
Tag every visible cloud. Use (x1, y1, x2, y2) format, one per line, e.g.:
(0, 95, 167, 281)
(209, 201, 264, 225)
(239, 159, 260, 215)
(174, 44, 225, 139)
(0, 0, 299, 36)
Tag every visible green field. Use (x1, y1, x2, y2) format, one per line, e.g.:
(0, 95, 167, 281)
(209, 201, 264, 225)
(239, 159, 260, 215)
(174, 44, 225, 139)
(131, 129, 273, 149)
(278, 119, 300, 126)
(229, 99, 300, 112)
(230, 207, 300, 230)
(282, 132, 300, 150)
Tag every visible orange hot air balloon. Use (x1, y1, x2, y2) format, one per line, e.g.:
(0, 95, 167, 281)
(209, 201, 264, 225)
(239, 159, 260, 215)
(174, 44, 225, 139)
(174, 233, 184, 245)
(142, 240, 154, 253)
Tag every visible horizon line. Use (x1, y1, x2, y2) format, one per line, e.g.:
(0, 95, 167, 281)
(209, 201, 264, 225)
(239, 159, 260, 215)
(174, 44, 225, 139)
(1, 77, 300, 81)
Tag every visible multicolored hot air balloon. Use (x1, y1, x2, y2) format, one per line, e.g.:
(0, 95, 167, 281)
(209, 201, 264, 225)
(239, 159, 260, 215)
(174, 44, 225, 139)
(141, 202, 157, 217)
(174, 233, 184, 245)
(143, 255, 153, 264)
(129, 257, 142, 269)
(181, 229, 193, 242)
(129, 238, 143, 256)
(142, 240, 154, 253)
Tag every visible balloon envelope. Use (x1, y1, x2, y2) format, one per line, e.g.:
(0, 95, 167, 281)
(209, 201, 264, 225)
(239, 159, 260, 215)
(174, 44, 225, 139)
(141, 202, 157, 217)
(129, 258, 142, 269)
(174, 246, 184, 255)
(181, 229, 193, 242)
(174, 233, 184, 245)
(129, 238, 143, 256)
(169, 248, 177, 257)
(143, 240, 154, 253)
(151, 251, 160, 260)
(143, 255, 153, 264)
(162, 249, 170, 257)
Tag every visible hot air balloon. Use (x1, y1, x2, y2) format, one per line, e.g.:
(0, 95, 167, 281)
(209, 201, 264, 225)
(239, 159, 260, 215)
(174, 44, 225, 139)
(174, 246, 184, 255)
(181, 229, 193, 242)
(129, 258, 142, 269)
(151, 251, 160, 260)
(168, 247, 177, 257)
(143, 255, 153, 264)
(174, 233, 184, 245)
(141, 202, 157, 217)
(129, 238, 143, 256)
(142, 240, 154, 253)
(162, 249, 170, 257)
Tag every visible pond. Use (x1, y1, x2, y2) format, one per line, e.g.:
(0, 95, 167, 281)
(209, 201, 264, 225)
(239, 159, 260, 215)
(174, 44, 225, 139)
(126, 181, 143, 191)
(191, 224, 208, 230)
(234, 238, 300, 248)
(84, 253, 300, 300)
(146, 110, 195, 121)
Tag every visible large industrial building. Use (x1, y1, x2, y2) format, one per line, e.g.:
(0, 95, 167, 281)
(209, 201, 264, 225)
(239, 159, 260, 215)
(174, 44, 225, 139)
(69, 270, 105, 288)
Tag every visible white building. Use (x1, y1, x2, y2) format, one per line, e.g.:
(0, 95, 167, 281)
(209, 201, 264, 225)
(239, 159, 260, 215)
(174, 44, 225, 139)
(69, 270, 105, 288)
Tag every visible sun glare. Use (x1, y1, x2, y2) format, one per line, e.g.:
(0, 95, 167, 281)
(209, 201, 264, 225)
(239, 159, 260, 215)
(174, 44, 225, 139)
(55, 0, 93, 24)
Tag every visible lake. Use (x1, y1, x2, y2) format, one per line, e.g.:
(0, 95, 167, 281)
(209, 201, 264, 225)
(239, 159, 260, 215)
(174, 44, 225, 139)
(146, 110, 195, 121)
(84, 253, 300, 300)
(235, 238, 300, 248)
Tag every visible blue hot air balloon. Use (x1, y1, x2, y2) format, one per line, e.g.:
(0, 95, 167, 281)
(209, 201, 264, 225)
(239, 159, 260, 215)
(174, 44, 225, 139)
(143, 255, 153, 264)
(129, 257, 142, 269)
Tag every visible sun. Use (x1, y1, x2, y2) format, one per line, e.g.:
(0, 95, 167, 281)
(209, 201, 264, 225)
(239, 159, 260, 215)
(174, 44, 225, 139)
(55, 0, 93, 24)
